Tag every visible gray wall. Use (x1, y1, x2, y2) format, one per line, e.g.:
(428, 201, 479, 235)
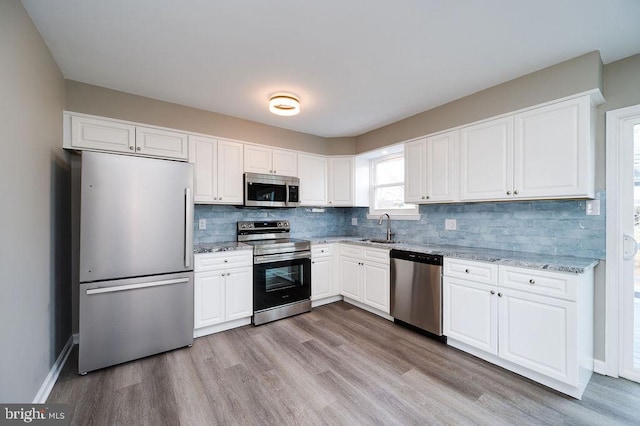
(0, 0, 68, 402)
(355, 51, 603, 154)
(64, 80, 356, 155)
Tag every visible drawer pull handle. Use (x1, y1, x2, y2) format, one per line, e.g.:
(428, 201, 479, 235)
(465, 269, 470, 273)
(529, 279, 535, 284)
(498, 292, 503, 297)
(490, 290, 495, 295)
(224, 260, 228, 263)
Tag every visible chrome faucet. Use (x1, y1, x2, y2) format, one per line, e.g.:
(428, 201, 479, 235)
(378, 213, 392, 241)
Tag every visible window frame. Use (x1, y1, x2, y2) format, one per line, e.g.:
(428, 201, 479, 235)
(367, 152, 420, 220)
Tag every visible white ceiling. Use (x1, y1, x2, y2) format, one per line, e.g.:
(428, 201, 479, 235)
(22, 0, 640, 138)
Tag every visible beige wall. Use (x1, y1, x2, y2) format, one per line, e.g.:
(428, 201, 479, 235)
(0, 0, 67, 402)
(64, 80, 348, 155)
(355, 51, 603, 153)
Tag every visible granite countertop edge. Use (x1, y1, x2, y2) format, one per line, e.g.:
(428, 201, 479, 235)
(193, 241, 253, 254)
(309, 236, 599, 274)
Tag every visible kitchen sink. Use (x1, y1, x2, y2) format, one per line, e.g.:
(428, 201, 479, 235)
(361, 239, 397, 244)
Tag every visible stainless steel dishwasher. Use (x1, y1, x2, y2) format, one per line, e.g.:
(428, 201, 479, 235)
(390, 250, 445, 341)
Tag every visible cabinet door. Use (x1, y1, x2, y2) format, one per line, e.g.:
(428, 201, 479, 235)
(135, 127, 188, 160)
(71, 115, 135, 153)
(426, 131, 459, 202)
(339, 256, 361, 300)
(244, 145, 273, 174)
(194, 271, 225, 328)
(362, 261, 390, 313)
(189, 135, 217, 203)
(311, 256, 332, 300)
(443, 277, 497, 355)
(225, 267, 253, 321)
(272, 149, 298, 176)
(328, 157, 354, 206)
(498, 289, 577, 385)
(460, 117, 514, 201)
(217, 140, 244, 204)
(404, 139, 426, 203)
(514, 96, 592, 199)
(298, 153, 328, 205)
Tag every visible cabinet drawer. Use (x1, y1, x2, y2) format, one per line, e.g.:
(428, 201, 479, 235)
(364, 247, 389, 264)
(340, 244, 363, 258)
(195, 250, 253, 272)
(499, 266, 577, 301)
(312, 244, 333, 257)
(444, 258, 498, 285)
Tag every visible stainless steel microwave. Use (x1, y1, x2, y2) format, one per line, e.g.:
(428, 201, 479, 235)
(244, 172, 300, 208)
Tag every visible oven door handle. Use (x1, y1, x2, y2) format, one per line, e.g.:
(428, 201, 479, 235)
(254, 252, 311, 264)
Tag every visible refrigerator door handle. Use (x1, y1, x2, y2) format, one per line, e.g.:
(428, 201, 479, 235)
(86, 278, 189, 295)
(185, 187, 193, 268)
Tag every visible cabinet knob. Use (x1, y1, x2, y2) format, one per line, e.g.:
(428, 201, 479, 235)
(129, 146, 134, 151)
(311, 261, 315, 264)
(136, 146, 141, 151)
(224, 260, 228, 263)
(422, 196, 426, 199)
(529, 279, 535, 284)
(498, 292, 503, 297)
(218, 197, 222, 200)
(426, 196, 430, 200)
(506, 191, 511, 195)
(465, 269, 470, 273)
(273, 170, 276, 174)
(490, 290, 495, 295)
(514, 190, 519, 195)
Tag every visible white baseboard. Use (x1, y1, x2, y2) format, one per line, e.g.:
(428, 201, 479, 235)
(33, 335, 75, 403)
(593, 359, 607, 375)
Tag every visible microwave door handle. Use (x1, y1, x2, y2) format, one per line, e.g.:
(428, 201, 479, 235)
(285, 182, 290, 206)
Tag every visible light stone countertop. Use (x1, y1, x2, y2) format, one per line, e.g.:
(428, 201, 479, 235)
(194, 241, 253, 254)
(309, 236, 599, 274)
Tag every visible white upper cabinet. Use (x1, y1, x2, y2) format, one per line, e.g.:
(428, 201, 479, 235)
(70, 115, 135, 154)
(460, 95, 595, 202)
(404, 138, 427, 203)
(297, 153, 328, 206)
(189, 136, 244, 204)
(272, 149, 298, 177)
(244, 145, 298, 176)
(68, 114, 188, 161)
(135, 127, 188, 160)
(405, 132, 459, 203)
(328, 156, 354, 206)
(513, 96, 593, 199)
(460, 116, 514, 201)
(217, 140, 245, 204)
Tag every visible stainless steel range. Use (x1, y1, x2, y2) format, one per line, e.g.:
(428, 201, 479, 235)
(238, 220, 311, 325)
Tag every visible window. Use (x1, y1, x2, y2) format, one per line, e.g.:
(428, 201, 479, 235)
(369, 153, 419, 219)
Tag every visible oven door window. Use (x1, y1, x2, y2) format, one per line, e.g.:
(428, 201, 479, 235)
(254, 257, 311, 311)
(246, 182, 287, 203)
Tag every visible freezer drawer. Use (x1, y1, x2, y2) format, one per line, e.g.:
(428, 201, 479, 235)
(79, 272, 194, 374)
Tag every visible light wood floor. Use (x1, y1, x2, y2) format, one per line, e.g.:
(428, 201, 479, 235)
(49, 301, 640, 425)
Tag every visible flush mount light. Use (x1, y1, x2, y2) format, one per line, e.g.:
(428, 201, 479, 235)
(269, 94, 300, 116)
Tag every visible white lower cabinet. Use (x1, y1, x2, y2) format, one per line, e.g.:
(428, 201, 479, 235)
(311, 244, 340, 306)
(443, 258, 594, 399)
(194, 250, 253, 337)
(338, 244, 390, 315)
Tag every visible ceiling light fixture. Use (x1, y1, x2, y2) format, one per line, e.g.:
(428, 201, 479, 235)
(269, 94, 300, 116)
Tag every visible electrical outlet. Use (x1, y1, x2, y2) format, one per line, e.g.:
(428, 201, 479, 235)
(445, 218, 457, 230)
(352, 217, 358, 225)
(198, 218, 207, 230)
(586, 200, 600, 216)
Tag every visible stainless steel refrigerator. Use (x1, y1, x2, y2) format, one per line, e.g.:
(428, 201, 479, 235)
(75, 151, 194, 374)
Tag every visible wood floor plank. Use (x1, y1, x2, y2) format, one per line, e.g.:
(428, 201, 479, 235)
(48, 301, 640, 425)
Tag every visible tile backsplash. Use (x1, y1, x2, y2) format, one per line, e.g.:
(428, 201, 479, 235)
(194, 191, 606, 259)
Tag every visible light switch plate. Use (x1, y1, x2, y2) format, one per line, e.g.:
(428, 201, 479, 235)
(352, 217, 358, 225)
(198, 218, 207, 230)
(586, 200, 600, 216)
(445, 218, 457, 230)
